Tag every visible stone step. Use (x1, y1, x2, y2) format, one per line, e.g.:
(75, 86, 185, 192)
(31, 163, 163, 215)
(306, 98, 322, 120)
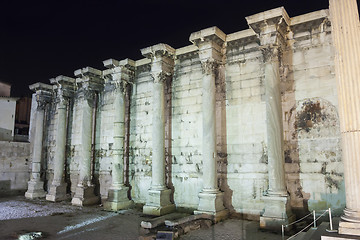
(164, 213, 212, 227)
(141, 213, 189, 229)
(291, 232, 307, 240)
(302, 227, 318, 239)
(310, 222, 331, 240)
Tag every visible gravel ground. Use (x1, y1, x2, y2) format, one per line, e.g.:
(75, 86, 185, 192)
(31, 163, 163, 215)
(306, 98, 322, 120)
(0, 196, 283, 240)
(0, 196, 79, 220)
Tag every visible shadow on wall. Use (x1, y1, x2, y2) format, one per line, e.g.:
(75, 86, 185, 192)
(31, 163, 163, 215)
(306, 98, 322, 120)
(165, 75, 174, 202)
(216, 63, 234, 213)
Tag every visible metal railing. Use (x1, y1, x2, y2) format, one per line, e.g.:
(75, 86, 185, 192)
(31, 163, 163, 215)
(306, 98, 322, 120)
(281, 208, 336, 240)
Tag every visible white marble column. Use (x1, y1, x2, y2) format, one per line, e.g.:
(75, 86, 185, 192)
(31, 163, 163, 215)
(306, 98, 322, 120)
(25, 83, 52, 199)
(141, 44, 175, 216)
(329, 0, 360, 236)
(71, 67, 102, 206)
(46, 76, 75, 202)
(246, 7, 294, 230)
(190, 27, 228, 222)
(103, 59, 134, 211)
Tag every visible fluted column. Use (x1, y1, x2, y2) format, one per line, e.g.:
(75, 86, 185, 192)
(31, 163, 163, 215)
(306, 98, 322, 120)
(190, 27, 228, 222)
(246, 7, 294, 230)
(46, 76, 75, 202)
(71, 67, 103, 206)
(329, 0, 360, 236)
(25, 83, 52, 199)
(103, 59, 135, 211)
(263, 46, 287, 195)
(141, 44, 175, 216)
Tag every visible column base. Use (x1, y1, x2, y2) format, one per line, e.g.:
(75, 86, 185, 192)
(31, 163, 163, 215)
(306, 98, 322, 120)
(194, 190, 228, 222)
(339, 208, 360, 236)
(143, 188, 175, 216)
(71, 185, 99, 206)
(104, 187, 133, 211)
(25, 180, 46, 199)
(260, 194, 295, 231)
(46, 182, 68, 202)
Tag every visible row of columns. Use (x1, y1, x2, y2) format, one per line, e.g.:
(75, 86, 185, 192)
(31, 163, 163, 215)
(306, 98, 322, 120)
(26, 4, 360, 234)
(25, 27, 292, 225)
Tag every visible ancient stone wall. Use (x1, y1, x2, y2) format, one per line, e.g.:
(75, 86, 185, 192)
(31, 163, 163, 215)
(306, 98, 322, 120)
(34, 8, 345, 217)
(0, 141, 30, 195)
(283, 10, 344, 215)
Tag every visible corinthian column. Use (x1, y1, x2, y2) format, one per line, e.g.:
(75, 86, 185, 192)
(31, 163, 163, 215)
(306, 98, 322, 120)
(103, 59, 135, 211)
(190, 27, 228, 222)
(25, 83, 52, 199)
(141, 44, 175, 216)
(246, 7, 294, 230)
(329, 0, 360, 236)
(46, 76, 75, 202)
(71, 67, 103, 206)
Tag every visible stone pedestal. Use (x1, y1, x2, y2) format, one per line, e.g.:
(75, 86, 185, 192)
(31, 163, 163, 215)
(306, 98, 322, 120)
(71, 185, 99, 206)
(25, 180, 46, 199)
(143, 188, 175, 216)
(260, 195, 295, 231)
(104, 187, 133, 211)
(194, 191, 229, 222)
(141, 44, 175, 216)
(329, 0, 360, 236)
(46, 183, 67, 202)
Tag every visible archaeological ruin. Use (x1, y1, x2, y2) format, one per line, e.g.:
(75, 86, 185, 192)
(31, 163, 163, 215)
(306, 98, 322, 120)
(22, 1, 360, 236)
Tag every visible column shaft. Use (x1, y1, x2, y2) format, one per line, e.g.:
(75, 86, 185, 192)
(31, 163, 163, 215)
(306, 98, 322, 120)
(202, 73, 217, 191)
(25, 99, 47, 199)
(31, 108, 45, 180)
(329, 0, 360, 234)
(52, 102, 67, 183)
(112, 91, 125, 187)
(78, 98, 93, 186)
(152, 80, 165, 189)
(264, 59, 286, 195)
(46, 100, 69, 202)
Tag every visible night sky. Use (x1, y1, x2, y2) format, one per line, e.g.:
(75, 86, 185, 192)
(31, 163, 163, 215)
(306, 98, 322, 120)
(1, 0, 331, 97)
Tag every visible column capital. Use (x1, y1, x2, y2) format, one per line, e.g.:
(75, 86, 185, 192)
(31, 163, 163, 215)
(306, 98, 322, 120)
(260, 45, 281, 63)
(201, 59, 219, 76)
(246, 7, 290, 46)
(29, 82, 53, 110)
(189, 26, 226, 63)
(74, 66, 104, 92)
(141, 43, 175, 61)
(50, 75, 76, 106)
(141, 44, 175, 82)
(103, 58, 136, 93)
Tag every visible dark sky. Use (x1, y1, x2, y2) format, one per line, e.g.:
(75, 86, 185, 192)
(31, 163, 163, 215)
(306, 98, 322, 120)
(1, 0, 331, 97)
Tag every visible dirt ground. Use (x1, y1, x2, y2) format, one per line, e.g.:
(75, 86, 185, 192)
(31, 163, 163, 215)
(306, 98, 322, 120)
(0, 196, 282, 240)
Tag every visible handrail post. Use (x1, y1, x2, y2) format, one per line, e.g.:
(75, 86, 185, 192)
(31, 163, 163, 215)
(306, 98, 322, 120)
(313, 210, 316, 228)
(329, 208, 333, 231)
(282, 225, 285, 240)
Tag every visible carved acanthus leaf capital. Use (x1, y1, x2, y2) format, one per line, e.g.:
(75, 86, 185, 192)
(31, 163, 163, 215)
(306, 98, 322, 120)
(261, 46, 281, 63)
(36, 94, 51, 110)
(201, 60, 219, 75)
(113, 79, 128, 95)
(151, 71, 172, 83)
